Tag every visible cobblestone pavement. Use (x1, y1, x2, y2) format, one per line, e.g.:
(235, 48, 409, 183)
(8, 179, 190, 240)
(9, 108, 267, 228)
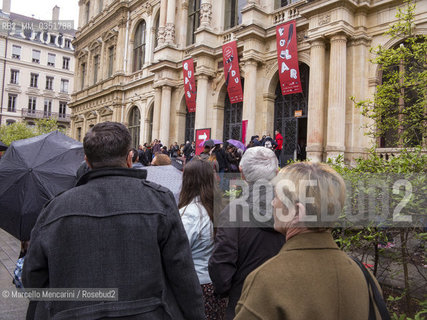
(0, 229, 28, 320)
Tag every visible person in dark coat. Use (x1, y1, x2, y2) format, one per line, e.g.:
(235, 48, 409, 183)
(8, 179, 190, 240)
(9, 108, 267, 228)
(22, 122, 205, 320)
(213, 144, 228, 191)
(208, 147, 285, 320)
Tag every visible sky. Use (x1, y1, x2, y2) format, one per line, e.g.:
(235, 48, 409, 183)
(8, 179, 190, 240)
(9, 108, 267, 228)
(7, 0, 79, 28)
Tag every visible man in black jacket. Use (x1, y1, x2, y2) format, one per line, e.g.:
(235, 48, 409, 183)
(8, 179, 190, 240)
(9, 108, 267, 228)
(23, 122, 205, 320)
(209, 147, 285, 320)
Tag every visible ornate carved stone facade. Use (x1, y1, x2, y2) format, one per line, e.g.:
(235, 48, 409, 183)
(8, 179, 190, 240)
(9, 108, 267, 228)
(70, 0, 427, 162)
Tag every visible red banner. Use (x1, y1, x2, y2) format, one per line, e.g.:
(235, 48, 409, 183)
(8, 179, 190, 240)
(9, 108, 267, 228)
(183, 58, 197, 112)
(195, 128, 211, 156)
(222, 41, 243, 103)
(276, 21, 302, 95)
(242, 120, 248, 144)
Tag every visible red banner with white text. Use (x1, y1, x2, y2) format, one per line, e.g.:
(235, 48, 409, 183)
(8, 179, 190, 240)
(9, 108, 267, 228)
(183, 58, 197, 112)
(222, 41, 243, 103)
(276, 21, 302, 95)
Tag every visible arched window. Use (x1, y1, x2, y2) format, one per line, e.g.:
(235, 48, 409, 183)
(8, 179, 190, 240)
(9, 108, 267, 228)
(133, 21, 146, 72)
(154, 14, 160, 49)
(147, 105, 153, 144)
(223, 79, 244, 141)
(129, 106, 141, 147)
(185, 111, 195, 142)
(224, 0, 246, 30)
(274, 63, 309, 163)
(187, 0, 200, 45)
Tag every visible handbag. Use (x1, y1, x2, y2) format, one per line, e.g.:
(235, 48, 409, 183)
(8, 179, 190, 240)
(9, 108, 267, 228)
(352, 258, 390, 320)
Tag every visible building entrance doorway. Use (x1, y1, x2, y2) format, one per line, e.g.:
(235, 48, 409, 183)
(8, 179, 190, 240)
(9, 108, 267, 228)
(274, 63, 309, 165)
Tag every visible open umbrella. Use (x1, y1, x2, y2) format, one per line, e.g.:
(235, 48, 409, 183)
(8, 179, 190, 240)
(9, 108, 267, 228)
(227, 139, 246, 151)
(0, 131, 84, 240)
(0, 141, 7, 151)
(198, 139, 223, 147)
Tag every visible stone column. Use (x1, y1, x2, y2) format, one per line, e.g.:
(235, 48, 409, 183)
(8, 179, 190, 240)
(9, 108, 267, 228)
(179, 1, 189, 46)
(200, 0, 212, 28)
(195, 74, 209, 129)
(165, 0, 176, 44)
(157, 0, 167, 45)
(152, 87, 161, 140)
(115, 20, 126, 73)
(242, 60, 258, 141)
(306, 38, 326, 162)
(159, 86, 172, 146)
(326, 33, 347, 160)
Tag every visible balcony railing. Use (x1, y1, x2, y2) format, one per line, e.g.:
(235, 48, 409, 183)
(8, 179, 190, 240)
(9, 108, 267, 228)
(21, 109, 70, 122)
(376, 148, 427, 160)
(272, 2, 301, 25)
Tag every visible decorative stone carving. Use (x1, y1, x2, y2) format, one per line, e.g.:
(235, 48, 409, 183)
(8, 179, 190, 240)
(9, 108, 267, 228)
(157, 26, 165, 45)
(297, 30, 307, 43)
(165, 23, 175, 43)
(181, 0, 189, 9)
(318, 14, 330, 26)
(142, 2, 152, 15)
(200, 2, 212, 27)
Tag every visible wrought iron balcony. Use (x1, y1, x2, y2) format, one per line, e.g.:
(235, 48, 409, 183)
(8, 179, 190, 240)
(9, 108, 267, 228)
(21, 109, 71, 123)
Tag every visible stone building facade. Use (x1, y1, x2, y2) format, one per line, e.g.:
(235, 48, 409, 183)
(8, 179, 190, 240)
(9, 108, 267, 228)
(70, 0, 427, 162)
(0, 2, 75, 130)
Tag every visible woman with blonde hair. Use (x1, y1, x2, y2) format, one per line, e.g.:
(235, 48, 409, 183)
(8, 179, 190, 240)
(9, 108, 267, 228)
(235, 162, 388, 320)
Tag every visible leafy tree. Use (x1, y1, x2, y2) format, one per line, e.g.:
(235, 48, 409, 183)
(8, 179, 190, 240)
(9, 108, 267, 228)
(0, 119, 65, 146)
(352, 0, 426, 147)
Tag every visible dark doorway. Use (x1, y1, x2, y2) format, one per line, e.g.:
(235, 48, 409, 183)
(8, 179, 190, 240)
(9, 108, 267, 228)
(223, 79, 244, 142)
(274, 63, 309, 166)
(185, 111, 195, 142)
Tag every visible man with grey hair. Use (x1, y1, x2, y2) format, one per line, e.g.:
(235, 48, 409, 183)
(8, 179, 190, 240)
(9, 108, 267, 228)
(209, 147, 285, 320)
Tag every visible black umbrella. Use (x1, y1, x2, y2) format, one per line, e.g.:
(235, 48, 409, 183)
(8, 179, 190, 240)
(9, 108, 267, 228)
(0, 131, 84, 240)
(0, 140, 7, 151)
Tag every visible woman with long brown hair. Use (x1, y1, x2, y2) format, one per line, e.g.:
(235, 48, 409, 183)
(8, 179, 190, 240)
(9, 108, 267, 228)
(178, 159, 226, 319)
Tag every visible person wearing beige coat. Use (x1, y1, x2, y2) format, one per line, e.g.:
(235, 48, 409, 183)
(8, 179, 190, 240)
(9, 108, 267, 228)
(235, 162, 385, 320)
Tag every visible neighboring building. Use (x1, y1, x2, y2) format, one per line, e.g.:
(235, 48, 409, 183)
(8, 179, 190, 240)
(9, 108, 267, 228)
(0, 1, 75, 131)
(70, 0, 427, 162)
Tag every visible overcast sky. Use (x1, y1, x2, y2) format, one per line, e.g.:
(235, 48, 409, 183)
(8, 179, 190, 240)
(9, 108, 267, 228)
(7, 0, 79, 27)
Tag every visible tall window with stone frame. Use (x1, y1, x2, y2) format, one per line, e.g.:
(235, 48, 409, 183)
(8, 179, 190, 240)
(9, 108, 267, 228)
(46, 76, 54, 90)
(81, 62, 86, 90)
(28, 97, 36, 113)
(274, 0, 297, 8)
(60, 79, 69, 93)
(187, 0, 201, 45)
(63, 57, 70, 70)
(44, 99, 52, 117)
(30, 73, 38, 87)
(12, 45, 21, 59)
(128, 106, 141, 147)
(10, 69, 19, 84)
(224, 0, 247, 30)
(32, 50, 40, 63)
(93, 54, 99, 84)
(108, 46, 114, 77)
(59, 101, 67, 118)
(48, 53, 56, 67)
(8, 94, 17, 112)
(133, 20, 146, 72)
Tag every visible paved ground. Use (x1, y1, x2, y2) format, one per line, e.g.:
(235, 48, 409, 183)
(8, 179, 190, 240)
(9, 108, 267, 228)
(0, 229, 28, 320)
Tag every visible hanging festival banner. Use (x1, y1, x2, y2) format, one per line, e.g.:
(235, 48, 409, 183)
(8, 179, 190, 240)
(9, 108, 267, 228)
(276, 20, 302, 95)
(183, 58, 197, 112)
(222, 41, 243, 103)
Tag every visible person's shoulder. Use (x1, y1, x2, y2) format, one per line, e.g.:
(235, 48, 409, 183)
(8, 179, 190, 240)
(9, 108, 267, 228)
(140, 179, 171, 194)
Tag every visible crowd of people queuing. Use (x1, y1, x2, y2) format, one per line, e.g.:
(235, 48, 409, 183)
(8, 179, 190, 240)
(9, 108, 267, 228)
(21, 122, 388, 320)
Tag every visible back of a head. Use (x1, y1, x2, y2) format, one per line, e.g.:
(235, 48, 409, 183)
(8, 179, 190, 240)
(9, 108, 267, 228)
(179, 159, 216, 218)
(83, 122, 131, 169)
(240, 146, 278, 183)
(274, 162, 346, 227)
(152, 153, 171, 166)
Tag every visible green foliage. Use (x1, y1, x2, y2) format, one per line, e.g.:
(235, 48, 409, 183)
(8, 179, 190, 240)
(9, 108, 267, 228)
(0, 119, 64, 146)
(352, 0, 427, 147)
